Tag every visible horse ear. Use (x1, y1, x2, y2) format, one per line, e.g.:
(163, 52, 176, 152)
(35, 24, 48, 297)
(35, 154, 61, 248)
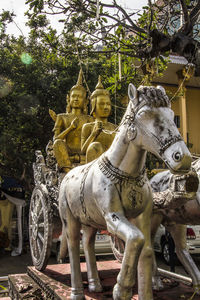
(156, 85, 166, 95)
(157, 85, 171, 107)
(128, 83, 138, 105)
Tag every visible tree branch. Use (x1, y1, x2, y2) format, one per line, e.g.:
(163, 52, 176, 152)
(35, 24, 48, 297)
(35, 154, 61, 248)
(190, 0, 200, 25)
(178, 0, 200, 35)
(112, 0, 146, 34)
(179, 0, 190, 25)
(83, 0, 146, 34)
(147, 0, 153, 33)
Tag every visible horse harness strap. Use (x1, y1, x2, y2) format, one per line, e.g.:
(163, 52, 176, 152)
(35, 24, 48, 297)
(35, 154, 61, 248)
(98, 154, 147, 188)
(79, 162, 95, 218)
(137, 122, 183, 156)
(124, 98, 149, 127)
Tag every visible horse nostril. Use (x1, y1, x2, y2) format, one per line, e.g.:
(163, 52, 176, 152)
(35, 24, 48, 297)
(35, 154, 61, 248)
(173, 151, 182, 162)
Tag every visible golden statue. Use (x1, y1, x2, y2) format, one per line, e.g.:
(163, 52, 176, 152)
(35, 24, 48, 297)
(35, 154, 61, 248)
(81, 76, 117, 163)
(51, 70, 93, 172)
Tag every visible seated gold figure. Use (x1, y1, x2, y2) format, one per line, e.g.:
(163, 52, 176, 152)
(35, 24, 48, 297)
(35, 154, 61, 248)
(81, 76, 117, 163)
(51, 70, 93, 172)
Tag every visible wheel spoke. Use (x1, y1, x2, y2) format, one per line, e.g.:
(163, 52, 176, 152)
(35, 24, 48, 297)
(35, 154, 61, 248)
(38, 232, 44, 244)
(36, 201, 42, 215)
(37, 207, 43, 220)
(37, 238, 42, 254)
(32, 239, 38, 259)
(35, 239, 40, 258)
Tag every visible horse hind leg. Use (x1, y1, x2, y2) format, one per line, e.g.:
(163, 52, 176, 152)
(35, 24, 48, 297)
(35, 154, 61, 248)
(82, 225, 102, 293)
(151, 213, 164, 291)
(105, 212, 144, 300)
(59, 182, 84, 299)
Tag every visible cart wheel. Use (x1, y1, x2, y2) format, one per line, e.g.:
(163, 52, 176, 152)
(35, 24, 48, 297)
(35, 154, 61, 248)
(29, 185, 53, 270)
(110, 235, 125, 263)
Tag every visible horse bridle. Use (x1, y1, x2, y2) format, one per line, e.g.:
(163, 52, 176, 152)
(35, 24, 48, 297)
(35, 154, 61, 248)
(124, 97, 183, 157)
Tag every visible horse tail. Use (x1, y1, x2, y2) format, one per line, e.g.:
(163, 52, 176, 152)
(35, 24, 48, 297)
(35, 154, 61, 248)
(58, 226, 68, 262)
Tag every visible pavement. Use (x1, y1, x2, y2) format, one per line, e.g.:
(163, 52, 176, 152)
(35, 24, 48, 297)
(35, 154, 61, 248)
(0, 249, 191, 278)
(0, 249, 35, 277)
(1, 250, 200, 299)
(0, 249, 57, 298)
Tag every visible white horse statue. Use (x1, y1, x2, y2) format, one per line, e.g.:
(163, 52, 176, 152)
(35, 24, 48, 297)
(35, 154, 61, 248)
(150, 158, 200, 295)
(59, 84, 192, 300)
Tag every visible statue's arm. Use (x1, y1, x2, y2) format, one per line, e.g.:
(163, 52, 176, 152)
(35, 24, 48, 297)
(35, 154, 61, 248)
(53, 117, 78, 141)
(81, 122, 102, 154)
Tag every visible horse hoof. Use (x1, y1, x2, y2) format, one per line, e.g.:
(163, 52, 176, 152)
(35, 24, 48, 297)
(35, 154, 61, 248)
(70, 294, 85, 300)
(70, 289, 85, 300)
(113, 283, 132, 300)
(89, 281, 103, 293)
(152, 276, 165, 291)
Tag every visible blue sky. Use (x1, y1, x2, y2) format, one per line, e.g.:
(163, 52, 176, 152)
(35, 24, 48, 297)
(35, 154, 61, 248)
(1, 0, 149, 36)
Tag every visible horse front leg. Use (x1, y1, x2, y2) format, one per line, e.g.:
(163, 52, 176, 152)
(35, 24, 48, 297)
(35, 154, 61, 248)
(64, 206, 84, 300)
(82, 225, 102, 292)
(169, 224, 200, 295)
(135, 197, 154, 300)
(105, 212, 144, 300)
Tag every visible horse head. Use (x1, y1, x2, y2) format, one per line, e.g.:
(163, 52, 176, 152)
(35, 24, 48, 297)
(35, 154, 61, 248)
(127, 83, 192, 174)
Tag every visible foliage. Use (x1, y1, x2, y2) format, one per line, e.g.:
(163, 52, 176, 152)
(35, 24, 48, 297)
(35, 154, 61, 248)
(24, 0, 200, 73)
(1, 0, 200, 192)
(0, 13, 118, 192)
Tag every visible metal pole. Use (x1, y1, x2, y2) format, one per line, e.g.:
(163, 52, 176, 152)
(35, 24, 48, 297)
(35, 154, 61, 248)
(158, 268, 192, 286)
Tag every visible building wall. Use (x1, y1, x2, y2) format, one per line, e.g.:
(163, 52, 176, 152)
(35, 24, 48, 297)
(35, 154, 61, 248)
(186, 88, 200, 154)
(161, 85, 200, 155)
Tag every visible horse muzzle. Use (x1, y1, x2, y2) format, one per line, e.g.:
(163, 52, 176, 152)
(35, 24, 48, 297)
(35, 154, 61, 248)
(162, 140, 192, 174)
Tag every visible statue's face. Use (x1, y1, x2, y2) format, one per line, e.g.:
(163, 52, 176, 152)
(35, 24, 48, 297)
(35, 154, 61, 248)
(70, 89, 85, 109)
(95, 95, 111, 118)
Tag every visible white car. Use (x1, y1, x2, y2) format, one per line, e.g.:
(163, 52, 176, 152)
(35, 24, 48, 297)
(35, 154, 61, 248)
(154, 224, 200, 264)
(52, 230, 113, 261)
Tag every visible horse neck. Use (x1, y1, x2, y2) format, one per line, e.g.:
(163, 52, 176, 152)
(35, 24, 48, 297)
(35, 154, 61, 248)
(106, 102, 147, 176)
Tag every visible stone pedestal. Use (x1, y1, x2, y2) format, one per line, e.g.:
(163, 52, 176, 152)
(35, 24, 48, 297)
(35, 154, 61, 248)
(8, 260, 199, 299)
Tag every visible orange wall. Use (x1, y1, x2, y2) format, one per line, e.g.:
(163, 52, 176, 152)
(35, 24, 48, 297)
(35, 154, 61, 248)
(185, 88, 200, 154)
(162, 85, 200, 155)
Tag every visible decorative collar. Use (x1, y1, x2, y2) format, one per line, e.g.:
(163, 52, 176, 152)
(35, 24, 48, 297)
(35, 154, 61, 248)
(98, 155, 146, 187)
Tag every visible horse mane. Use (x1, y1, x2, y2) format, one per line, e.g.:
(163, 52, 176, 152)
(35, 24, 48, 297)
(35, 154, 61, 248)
(137, 86, 170, 108)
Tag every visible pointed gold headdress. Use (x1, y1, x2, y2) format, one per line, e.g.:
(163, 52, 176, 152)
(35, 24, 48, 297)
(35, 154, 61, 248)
(90, 76, 110, 116)
(66, 69, 88, 114)
(70, 69, 86, 93)
(91, 76, 109, 99)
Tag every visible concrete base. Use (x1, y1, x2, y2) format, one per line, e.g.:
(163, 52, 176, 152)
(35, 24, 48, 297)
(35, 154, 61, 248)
(8, 260, 200, 299)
